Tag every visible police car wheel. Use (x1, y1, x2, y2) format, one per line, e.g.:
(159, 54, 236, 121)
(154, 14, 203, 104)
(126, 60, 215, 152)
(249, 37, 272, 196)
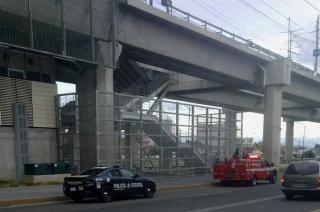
(71, 195, 83, 202)
(99, 190, 113, 202)
(144, 183, 155, 198)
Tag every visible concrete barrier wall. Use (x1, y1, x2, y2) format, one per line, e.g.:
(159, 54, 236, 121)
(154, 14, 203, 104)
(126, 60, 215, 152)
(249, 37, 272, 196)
(0, 127, 57, 181)
(0, 127, 16, 180)
(28, 128, 57, 164)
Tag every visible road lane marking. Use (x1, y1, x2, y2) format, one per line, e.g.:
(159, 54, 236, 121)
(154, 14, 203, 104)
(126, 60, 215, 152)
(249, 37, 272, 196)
(188, 195, 284, 212)
(310, 209, 320, 212)
(191, 190, 232, 198)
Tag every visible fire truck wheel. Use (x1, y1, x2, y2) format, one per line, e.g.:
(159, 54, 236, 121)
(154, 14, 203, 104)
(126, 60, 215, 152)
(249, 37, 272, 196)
(221, 180, 229, 186)
(249, 176, 257, 186)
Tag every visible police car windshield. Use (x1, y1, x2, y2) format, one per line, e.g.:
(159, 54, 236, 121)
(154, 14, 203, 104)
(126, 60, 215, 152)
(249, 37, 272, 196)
(81, 168, 104, 177)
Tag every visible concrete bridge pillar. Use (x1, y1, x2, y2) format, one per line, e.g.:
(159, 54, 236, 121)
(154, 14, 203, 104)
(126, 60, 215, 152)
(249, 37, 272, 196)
(77, 66, 115, 171)
(284, 118, 294, 160)
(224, 110, 237, 159)
(75, 0, 121, 171)
(262, 58, 291, 168)
(263, 85, 283, 167)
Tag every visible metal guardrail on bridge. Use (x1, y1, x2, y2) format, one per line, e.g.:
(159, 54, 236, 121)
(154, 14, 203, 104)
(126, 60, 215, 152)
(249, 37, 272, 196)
(142, 0, 318, 77)
(280, 158, 316, 164)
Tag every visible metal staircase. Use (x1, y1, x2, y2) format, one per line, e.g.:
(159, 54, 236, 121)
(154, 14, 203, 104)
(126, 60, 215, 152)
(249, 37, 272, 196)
(121, 109, 210, 175)
(114, 56, 210, 175)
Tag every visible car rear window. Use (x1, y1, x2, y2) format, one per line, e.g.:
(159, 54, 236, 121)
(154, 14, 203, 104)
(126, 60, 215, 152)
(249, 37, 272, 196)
(285, 162, 319, 175)
(81, 168, 104, 177)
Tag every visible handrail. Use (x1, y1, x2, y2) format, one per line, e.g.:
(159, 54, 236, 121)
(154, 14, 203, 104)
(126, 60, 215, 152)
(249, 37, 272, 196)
(171, 5, 249, 44)
(141, 1, 317, 76)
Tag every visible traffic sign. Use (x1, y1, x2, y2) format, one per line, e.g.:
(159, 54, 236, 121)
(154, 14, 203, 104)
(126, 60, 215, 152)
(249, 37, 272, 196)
(313, 49, 320, 56)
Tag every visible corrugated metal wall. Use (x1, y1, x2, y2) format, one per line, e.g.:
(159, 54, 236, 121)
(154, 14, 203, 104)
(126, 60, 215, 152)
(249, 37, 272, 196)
(31, 81, 57, 128)
(0, 77, 33, 126)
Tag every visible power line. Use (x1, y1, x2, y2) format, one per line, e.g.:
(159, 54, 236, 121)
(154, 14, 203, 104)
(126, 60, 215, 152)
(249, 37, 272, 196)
(293, 41, 314, 62)
(239, 0, 316, 58)
(304, 0, 320, 13)
(313, 14, 319, 75)
(193, 0, 276, 44)
(295, 30, 316, 35)
(279, 0, 311, 21)
(259, 0, 308, 32)
(192, 0, 248, 35)
(294, 34, 316, 44)
(196, 0, 272, 43)
(210, 0, 283, 40)
(238, 0, 287, 30)
(175, 0, 314, 65)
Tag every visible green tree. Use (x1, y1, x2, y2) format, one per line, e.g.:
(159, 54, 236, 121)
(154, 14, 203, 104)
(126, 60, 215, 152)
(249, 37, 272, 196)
(314, 144, 320, 154)
(302, 149, 315, 158)
(233, 148, 240, 159)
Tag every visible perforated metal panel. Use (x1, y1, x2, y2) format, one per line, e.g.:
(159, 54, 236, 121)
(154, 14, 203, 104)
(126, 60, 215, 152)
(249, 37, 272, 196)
(0, 76, 33, 126)
(13, 103, 29, 180)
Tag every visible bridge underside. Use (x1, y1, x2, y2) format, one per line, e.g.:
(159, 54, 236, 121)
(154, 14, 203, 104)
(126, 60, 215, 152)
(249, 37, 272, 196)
(1, 0, 320, 180)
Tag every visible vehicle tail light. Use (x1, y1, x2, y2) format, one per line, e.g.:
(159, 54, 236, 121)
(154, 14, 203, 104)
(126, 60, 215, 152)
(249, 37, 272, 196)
(281, 176, 285, 185)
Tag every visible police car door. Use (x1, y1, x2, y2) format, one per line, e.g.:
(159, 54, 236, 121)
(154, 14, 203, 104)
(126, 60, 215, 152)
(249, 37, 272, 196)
(106, 169, 127, 195)
(120, 169, 144, 195)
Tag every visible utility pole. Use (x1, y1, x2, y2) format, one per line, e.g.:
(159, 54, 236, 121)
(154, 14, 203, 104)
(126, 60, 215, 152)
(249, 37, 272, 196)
(302, 125, 305, 158)
(287, 17, 293, 59)
(313, 14, 320, 76)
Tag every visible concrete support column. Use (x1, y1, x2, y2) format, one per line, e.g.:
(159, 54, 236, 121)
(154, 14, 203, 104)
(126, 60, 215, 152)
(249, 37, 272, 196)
(285, 119, 294, 160)
(77, 66, 114, 171)
(262, 58, 291, 168)
(263, 85, 283, 167)
(224, 109, 237, 159)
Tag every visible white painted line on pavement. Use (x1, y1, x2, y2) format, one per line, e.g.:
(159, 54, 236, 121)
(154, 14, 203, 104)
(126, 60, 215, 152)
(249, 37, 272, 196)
(0, 200, 70, 210)
(310, 209, 320, 212)
(191, 190, 232, 198)
(188, 195, 284, 212)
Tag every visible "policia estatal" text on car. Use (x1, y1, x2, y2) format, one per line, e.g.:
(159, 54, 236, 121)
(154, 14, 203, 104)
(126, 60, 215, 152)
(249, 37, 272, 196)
(63, 165, 156, 202)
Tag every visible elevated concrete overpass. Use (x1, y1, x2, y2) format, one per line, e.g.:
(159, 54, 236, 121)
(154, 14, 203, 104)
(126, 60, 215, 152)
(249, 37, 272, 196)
(0, 0, 318, 174)
(117, 0, 320, 165)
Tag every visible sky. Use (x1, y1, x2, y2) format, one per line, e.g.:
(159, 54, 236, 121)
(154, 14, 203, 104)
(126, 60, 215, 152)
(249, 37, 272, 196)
(57, 0, 320, 144)
(171, 0, 320, 68)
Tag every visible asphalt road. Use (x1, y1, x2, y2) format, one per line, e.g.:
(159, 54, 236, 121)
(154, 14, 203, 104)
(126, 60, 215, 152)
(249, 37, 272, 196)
(1, 182, 319, 212)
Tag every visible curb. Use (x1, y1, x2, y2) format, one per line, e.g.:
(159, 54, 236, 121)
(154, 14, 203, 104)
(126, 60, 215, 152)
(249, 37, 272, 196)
(0, 182, 212, 207)
(0, 196, 67, 207)
(158, 182, 211, 191)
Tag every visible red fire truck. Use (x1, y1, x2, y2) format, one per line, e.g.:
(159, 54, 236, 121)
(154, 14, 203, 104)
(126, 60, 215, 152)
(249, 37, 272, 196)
(213, 155, 277, 186)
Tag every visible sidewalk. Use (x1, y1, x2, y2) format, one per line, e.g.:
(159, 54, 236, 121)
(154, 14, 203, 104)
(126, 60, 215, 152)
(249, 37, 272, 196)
(0, 174, 212, 206)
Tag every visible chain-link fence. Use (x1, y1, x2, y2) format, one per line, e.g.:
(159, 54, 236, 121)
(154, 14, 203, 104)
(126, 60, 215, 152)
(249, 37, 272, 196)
(0, 0, 110, 62)
(57, 93, 80, 174)
(57, 92, 243, 176)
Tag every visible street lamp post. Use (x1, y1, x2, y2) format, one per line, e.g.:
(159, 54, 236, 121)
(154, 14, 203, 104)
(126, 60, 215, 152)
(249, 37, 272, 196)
(302, 125, 305, 158)
(296, 122, 306, 158)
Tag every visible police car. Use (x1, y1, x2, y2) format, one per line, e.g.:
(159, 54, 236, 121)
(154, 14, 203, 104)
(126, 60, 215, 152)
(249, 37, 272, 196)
(63, 165, 156, 202)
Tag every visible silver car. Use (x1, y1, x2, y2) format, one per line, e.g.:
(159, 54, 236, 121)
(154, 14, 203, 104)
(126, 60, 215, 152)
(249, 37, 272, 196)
(281, 161, 320, 199)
